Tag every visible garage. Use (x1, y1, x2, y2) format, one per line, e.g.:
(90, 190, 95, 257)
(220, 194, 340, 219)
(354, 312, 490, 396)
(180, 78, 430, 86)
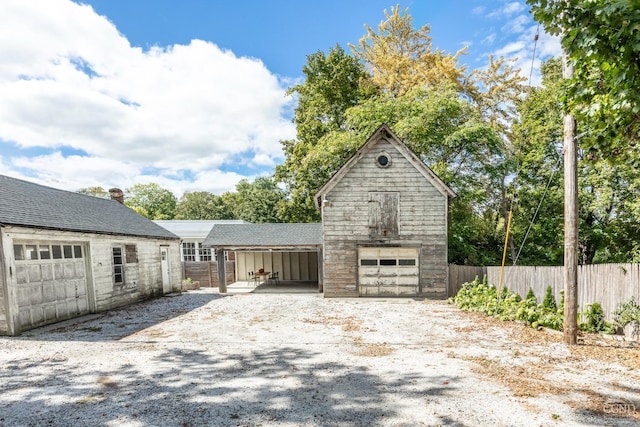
(358, 247, 420, 296)
(13, 241, 90, 330)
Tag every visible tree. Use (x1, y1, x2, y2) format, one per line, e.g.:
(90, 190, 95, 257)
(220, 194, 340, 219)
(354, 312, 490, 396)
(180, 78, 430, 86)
(174, 192, 233, 220)
(527, 0, 640, 161)
(125, 183, 177, 220)
(275, 45, 376, 222)
(77, 186, 110, 199)
(224, 177, 285, 224)
(350, 5, 473, 98)
(511, 57, 640, 265)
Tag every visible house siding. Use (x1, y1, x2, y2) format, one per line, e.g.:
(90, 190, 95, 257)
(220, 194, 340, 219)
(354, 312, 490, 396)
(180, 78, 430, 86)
(0, 230, 9, 334)
(321, 137, 449, 298)
(0, 226, 180, 335)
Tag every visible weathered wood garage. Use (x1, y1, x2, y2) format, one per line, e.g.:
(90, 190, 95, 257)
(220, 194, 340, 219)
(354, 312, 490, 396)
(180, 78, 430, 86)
(0, 175, 181, 336)
(315, 124, 455, 298)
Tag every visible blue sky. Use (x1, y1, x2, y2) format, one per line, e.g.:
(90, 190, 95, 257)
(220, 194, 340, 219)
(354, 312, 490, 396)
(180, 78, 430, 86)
(0, 0, 560, 197)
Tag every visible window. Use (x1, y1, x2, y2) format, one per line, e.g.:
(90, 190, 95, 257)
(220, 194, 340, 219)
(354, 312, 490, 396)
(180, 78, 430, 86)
(40, 245, 51, 260)
(24, 245, 39, 260)
(399, 259, 416, 266)
(113, 247, 124, 285)
(13, 242, 84, 261)
(52, 245, 63, 259)
(182, 242, 196, 261)
(63, 245, 73, 258)
(199, 243, 212, 261)
(380, 259, 397, 266)
(14, 244, 24, 261)
(125, 244, 138, 263)
(181, 242, 219, 262)
(376, 152, 392, 168)
(360, 259, 377, 266)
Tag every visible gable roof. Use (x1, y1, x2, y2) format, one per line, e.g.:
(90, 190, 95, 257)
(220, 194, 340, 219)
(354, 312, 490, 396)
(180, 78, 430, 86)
(154, 220, 248, 239)
(0, 174, 178, 240)
(203, 223, 322, 250)
(314, 124, 456, 204)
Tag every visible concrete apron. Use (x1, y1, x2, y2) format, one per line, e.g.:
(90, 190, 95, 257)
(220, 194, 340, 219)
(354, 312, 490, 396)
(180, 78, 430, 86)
(225, 281, 320, 294)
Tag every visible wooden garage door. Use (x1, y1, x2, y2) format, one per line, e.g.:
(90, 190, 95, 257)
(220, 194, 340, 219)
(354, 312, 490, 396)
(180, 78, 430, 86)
(13, 242, 90, 331)
(358, 247, 419, 296)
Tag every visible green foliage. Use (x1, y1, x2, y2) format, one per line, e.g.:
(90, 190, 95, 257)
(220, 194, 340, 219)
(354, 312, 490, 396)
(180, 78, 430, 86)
(527, 0, 640, 162)
(174, 192, 233, 220)
(511, 57, 640, 264)
(125, 183, 177, 220)
(613, 297, 640, 340)
(542, 285, 557, 311)
(224, 177, 286, 224)
(450, 278, 563, 329)
(580, 303, 614, 334)
(525, 288, 536, 301)
(451, 279, 607, 334)
(275, 45, 375, 222)
(77, 186, 110, 199)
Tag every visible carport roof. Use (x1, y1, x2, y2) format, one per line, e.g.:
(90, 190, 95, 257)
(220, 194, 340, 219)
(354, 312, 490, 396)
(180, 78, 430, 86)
(203, 223, 322, 250)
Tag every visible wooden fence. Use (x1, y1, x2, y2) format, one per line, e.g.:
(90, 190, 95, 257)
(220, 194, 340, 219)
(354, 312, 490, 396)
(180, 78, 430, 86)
(182, 261, 236, 287)
(449, 264, 640, 323)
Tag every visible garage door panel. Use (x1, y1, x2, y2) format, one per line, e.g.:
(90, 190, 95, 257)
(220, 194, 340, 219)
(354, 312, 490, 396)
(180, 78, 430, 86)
(17, 287, 30, 306)
(14, 241, 90, 331)
(43, 283, 56, 303)
(41, 264, 54, 280)
(16, 265, 28, 284)
(359, 285, 379, 296)
(44, 305, 57, 321)
(30, 287, 43, 305)
(74, 261, 85, 278)
(54, 263, 64, 279)
(63, 264, 75, 279)
(31, 307, 44, 325)
(358, 247, 419, 297)
(28, 265, 41, 282)
(55, 285, 66, 299)
(395, 285, 419, 296)
(77, 298, 88, 313)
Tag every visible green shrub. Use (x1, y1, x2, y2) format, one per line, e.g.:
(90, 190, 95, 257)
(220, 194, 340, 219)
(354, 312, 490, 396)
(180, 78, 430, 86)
(542, 285, 557, 311)
(580, 302, 614, 334)
(450, 279, 563, 330)
(525, 288, 536, 301)
(451, 280, 610, 334)
(613, 296, 640, 340)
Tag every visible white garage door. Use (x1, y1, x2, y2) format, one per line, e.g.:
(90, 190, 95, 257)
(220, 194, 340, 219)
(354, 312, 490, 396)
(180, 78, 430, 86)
(13, 242, 90, 331)
(358, 247, 419, 296)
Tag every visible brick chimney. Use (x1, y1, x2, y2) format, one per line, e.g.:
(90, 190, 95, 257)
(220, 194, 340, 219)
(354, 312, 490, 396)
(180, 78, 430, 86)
(109, 188, 124, 204)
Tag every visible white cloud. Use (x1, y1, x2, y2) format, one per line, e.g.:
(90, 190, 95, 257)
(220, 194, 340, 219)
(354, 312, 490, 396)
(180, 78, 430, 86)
(0, 0, 296, 195)
(487, 1, 526, 18)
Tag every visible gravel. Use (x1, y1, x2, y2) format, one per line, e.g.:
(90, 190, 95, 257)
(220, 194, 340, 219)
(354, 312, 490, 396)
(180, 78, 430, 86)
(1, 288, 638, 427)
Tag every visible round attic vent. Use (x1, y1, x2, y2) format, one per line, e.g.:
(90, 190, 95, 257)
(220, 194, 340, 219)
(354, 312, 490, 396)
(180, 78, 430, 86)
(376, 152, 391, 168)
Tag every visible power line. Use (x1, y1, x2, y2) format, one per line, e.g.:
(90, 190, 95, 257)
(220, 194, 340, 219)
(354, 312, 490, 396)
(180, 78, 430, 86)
(528, 23, 541, 86)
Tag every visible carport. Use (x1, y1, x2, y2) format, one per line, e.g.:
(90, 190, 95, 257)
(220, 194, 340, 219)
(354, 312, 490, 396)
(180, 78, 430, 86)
(202, 223, 322, 293)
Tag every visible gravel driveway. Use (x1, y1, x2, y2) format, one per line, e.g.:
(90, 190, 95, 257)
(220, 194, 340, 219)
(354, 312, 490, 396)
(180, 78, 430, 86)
(1, 289, 638, 427)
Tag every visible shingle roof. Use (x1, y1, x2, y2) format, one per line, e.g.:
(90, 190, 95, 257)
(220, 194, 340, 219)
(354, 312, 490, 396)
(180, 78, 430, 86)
(154, 220, 248, 239)
(0, 174, 178, 240)
(203, 223, 322, 248)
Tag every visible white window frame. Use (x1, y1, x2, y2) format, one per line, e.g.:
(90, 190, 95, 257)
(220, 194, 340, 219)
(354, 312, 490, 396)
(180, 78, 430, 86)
(180, 240, 224, 262)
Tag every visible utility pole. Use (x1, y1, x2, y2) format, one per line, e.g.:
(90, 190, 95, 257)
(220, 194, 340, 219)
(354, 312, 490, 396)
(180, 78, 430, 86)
(562, 49, 578, 345)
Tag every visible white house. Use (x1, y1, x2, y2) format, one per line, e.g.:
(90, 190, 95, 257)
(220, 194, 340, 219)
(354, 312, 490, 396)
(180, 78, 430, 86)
(0, 175, 181, 336)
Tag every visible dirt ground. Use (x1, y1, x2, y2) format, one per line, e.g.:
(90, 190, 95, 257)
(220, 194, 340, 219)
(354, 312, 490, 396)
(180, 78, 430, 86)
(1, 288, 639, 427)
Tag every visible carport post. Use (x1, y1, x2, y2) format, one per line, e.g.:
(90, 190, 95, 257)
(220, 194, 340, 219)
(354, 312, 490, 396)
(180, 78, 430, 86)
(216, 248, 227, 293)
